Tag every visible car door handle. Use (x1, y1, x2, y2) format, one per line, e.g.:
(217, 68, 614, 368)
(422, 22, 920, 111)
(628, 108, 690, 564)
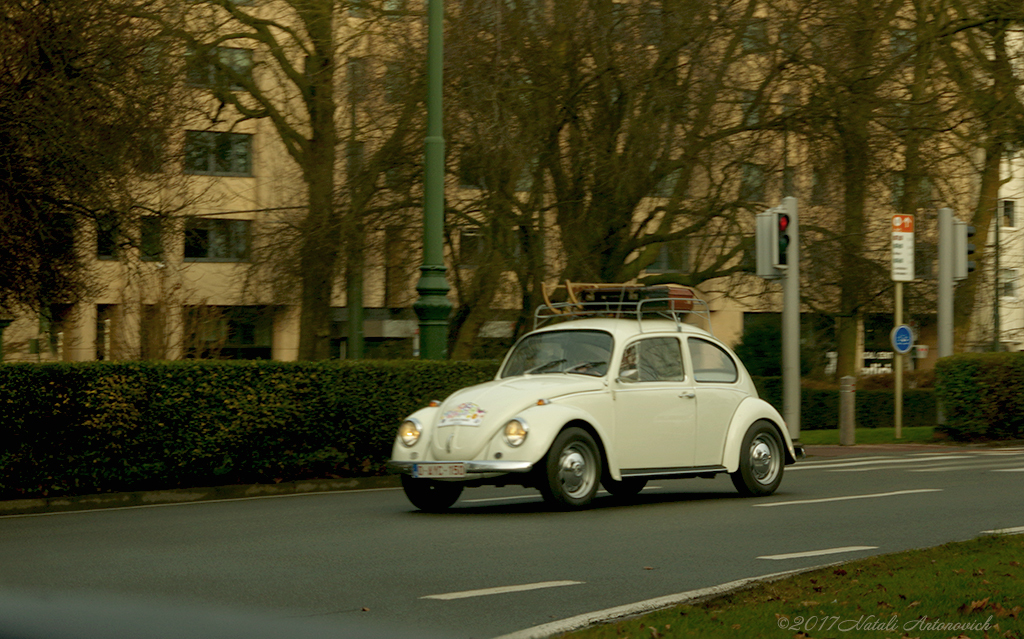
(679, 391, 696, 399)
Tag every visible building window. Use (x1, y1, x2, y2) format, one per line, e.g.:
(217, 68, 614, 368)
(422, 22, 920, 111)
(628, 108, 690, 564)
(739, 163, 766, 202)
(741, 90, 762, 126)
(384, 226, 410, 307)
(140, 217, 163, 262)
(184, 305, 273, 360)
(382, 0, 405, 19)
(458, 147, 487, 189)
(184, 131, 252, 176)
(383, 62, 405, 102)
(890, 27, 915, 60)
(811, 167, 829, 204)
(647, 239, 689, 273)
(186, 46, 253, 91)
(347, 139, 364, 178)
(349, 0, 368, 18)
(347, 57, 367, 98)
(458, 227, 487, 266)
(95, 305, 116, 361)
(1002, 200, 1016, 228)
(97, 216, 121, 260)
(742, 17, 768, 52)
(184, 218, 251, 261)
(1000, 269, 1018, 299)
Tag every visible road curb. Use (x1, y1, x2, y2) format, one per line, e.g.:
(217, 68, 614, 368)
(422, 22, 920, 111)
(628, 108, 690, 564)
(0, 476, 401, 517)
(491, 565, 834, 639)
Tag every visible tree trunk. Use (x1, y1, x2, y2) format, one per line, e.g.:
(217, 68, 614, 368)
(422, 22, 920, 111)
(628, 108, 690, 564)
(296, 1, 338, 361)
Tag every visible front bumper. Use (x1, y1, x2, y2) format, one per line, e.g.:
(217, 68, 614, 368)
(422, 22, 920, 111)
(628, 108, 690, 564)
(387, 460, 535, 475)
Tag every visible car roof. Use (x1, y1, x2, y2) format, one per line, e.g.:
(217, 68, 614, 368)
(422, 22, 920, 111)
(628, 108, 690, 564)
(530, 317, 715, 342)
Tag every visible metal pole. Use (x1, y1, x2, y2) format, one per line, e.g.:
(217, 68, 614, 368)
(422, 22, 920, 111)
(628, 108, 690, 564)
(937, 207, 953, 425)
(414, 0, 452, 359)
(937, 208, 953, 358)
(994, 214, 1000, 351)
(840, 375, 856, 445)
(782, 196, 800, 441)
(894, 281, 902, 439)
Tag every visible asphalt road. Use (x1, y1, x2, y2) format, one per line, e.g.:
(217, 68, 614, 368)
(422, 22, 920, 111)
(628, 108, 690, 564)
(1, 445, 1022, 639)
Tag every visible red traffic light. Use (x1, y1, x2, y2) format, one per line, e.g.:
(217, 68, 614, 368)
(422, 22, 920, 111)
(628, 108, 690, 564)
(778, 214, 789, 231)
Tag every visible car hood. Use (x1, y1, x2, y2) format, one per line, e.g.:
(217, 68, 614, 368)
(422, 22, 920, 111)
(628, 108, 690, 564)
(429, 375, 605, 460)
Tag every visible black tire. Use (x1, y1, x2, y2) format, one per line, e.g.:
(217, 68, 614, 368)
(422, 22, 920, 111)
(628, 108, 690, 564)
(538, 427, 602, 509)
(730, 421, 784, 497)
(602, 476, 648, 498)
(401, 475, 464, 512)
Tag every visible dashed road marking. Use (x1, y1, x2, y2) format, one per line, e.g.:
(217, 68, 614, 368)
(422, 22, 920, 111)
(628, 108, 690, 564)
(754, 488, 942, 507)
(422, 580, 584, 600)
(758, 546, 878, 560)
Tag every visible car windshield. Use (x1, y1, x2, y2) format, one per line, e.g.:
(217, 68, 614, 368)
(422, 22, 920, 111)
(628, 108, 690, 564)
(501, 329, 614, 378)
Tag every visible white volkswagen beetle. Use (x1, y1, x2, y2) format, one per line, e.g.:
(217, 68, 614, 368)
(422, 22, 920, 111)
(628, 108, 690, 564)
(388, 285, 800, 511)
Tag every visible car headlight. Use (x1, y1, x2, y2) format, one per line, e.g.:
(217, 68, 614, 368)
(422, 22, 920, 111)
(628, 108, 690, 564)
(503, 418, 529, 447)
(398, 419, 422, 447)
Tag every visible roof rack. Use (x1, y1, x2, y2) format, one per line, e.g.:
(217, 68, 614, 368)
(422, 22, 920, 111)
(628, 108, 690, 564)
(535, 281, 713, 334)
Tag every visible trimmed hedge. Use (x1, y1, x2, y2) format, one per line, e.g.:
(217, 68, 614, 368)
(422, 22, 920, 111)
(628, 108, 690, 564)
(752, 377, 936, 430)
(935, 352, 1024, 441)
(0, 360, 499, 500)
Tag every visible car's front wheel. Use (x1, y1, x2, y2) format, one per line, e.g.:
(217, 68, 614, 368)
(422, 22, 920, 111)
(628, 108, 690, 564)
(538, 427, 602, 509)
(730, 421, 784, 496)
(400, 475, 464, 512)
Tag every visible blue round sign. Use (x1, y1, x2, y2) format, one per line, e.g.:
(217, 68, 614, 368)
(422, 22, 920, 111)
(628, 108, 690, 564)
(891, 325, 914, 354)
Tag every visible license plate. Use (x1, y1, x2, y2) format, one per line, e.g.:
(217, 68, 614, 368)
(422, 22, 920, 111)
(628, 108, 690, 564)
(413, 463, 466, 479)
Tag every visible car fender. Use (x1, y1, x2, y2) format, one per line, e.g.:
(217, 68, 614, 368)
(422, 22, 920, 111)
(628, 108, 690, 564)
(721, 397, 797, 473)
(483, 401, 611, 466)
(389, 406, 440, 460)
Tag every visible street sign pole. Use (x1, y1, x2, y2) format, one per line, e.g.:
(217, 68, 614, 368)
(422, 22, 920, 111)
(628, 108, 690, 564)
(891, 215, 915, 440)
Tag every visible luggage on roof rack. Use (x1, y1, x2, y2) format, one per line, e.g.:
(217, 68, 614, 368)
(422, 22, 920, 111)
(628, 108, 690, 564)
(536, 281, 712, 333)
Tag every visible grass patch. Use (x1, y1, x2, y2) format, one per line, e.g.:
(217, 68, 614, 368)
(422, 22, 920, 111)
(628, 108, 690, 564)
(557, 534, 1024, 639)
(799, 426, 938, 446)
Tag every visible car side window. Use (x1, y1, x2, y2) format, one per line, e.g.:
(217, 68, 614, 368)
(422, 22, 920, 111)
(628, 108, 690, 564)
(688, 338, 738, 383)
(619, 337, 685, 383)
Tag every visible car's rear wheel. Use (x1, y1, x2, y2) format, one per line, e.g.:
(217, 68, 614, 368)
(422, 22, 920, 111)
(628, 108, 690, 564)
(400, 475, 464, 512)
(602, 476, 648, 498)
(730, 421, 784, 496)
(539, 427, 601, 509)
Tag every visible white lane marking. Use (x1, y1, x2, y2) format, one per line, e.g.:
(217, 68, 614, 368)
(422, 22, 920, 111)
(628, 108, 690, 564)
(912, 463, 1024, 473)
(422, 580, 583, 600)
(788, 455, 971, 471)
(758, 546, 878, 561)
(754, 488, 942, 508)
(981, 526, 1024, 535)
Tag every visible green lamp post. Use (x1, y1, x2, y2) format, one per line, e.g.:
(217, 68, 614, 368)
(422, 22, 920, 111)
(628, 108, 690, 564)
(414, 0, 452, 359)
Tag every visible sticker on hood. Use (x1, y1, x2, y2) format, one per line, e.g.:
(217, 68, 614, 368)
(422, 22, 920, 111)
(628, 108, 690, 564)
(440, 402, 487, 426)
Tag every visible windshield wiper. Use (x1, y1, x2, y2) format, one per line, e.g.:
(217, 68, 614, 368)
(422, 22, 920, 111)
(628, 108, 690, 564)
(526, 359, 567, 374)
(565, 360, 607, 376)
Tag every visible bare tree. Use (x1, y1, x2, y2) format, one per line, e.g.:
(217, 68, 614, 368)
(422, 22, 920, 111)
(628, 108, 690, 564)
(0, 0, 182, 319)
(443, 0, 794, 356)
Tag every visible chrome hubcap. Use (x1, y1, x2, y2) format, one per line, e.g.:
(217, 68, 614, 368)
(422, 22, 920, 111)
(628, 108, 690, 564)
(750, 435, 779, 484)
(558, 445, 595, 497)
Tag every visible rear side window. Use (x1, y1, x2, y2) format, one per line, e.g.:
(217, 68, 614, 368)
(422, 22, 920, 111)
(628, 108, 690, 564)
(688, 338, 738, 383)
(619, 337, 685, 382)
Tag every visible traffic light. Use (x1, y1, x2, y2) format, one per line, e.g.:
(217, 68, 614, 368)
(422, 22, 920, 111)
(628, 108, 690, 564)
(756, 206, 782, 279)
(954, 219, 976, 281)
(774, 210, 791, 268)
